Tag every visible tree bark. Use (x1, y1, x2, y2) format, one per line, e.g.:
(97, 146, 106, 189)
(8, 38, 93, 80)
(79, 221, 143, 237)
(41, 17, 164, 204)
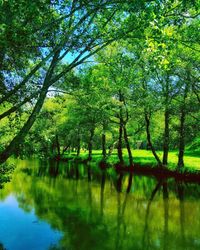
(76, 136, 81, 157)
(0, 47, 61, 105)
(0, 86, 48, 164)
(0, 91, 39, 121)
(145, 112, 162, 166)
(0, 51, 59, 164)
(123, 125, 133, 166)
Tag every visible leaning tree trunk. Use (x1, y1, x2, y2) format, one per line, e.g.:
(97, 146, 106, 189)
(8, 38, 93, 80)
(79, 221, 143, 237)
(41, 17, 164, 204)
(0, 84, 49, 164)
(0, 51, 59, 164)
(107, 140, 118, 158)
(61, 142, 71, 155)
(123, 125, 133, 166)
(144, 112, 162, 166)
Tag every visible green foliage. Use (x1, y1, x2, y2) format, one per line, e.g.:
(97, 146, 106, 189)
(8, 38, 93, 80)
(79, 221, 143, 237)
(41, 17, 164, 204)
(0, 0, 199, 170)
(0, 162, 15, 188)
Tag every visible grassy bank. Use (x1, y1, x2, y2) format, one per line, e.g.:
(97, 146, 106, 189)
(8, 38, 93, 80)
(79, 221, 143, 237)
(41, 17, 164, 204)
(61, 149, 200, 172)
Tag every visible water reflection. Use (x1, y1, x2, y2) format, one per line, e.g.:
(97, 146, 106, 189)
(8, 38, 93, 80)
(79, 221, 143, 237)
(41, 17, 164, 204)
(0, 243, 5, 250)
(177, 182, 186, 248)
(0, 159, 200, 250)
(126, 173, 133, 193)
(100, 170, 106, 217)
(163, 181, 169, 250)
(143, 180, 162, 249)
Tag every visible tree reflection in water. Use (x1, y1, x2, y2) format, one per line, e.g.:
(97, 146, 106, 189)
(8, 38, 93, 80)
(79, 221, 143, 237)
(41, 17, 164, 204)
(163, 181, 169, 250)
(0, 159, 200, 250)
(177, 182, 186, 248)
(0, 243, 5, 250)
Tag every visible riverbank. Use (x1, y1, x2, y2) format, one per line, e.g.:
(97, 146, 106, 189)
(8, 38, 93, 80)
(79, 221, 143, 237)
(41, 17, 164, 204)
(57, 149, 200, 183)
(60, 149, 200, 172)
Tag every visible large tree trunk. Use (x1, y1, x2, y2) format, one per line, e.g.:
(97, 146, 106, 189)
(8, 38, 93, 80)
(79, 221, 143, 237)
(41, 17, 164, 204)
(0, 84, 49, 164)
(0, 47, 60, 106)
(0, 91, 38, 121)
(145, 112, 162, 166)
(123, 125, 133, 166)
(0, 51, 59, 164)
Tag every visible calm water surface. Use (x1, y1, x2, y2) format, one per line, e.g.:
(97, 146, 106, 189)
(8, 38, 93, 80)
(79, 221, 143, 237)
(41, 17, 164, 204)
(0, 158, 200, 250)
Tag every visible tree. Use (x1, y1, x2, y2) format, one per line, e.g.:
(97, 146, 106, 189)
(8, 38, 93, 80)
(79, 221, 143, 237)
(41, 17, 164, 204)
(1, 0, 156, 164)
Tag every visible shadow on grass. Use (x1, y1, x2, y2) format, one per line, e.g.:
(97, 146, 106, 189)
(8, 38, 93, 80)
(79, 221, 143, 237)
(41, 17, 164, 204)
(184, 151, 200, 157)
(134, 156, 157, 165)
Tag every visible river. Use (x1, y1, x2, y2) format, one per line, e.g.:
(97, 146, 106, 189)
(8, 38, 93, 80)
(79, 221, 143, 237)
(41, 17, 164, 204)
(0, 158, 200, 250)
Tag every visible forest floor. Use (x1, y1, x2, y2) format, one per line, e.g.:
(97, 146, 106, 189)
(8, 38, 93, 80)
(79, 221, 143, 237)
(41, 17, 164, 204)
(62, 149, 200, 172)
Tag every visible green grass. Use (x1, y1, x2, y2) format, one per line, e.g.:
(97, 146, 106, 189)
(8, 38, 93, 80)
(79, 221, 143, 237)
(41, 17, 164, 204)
(62, 149, 200, 172)
(132, 150, 200, 171)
